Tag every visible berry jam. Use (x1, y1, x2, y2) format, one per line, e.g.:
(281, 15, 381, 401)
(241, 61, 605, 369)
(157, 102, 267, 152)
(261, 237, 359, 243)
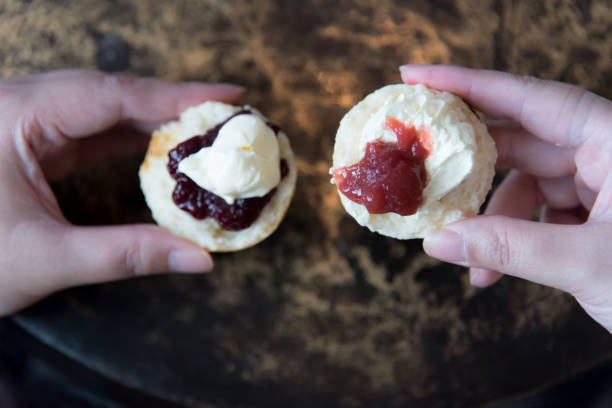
(167, 111, 288, 231)
(333, 116, 431, 216)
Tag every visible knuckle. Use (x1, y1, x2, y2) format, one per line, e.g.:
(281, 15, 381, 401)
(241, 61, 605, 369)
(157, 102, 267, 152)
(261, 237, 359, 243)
(492, 228, 515, 270)
(513, 74, 540, 88)
(116, 225, 161, 279)
(473, 225, 518, 272)
(119, 242, 142, 279)
(103, 73, 136, 93)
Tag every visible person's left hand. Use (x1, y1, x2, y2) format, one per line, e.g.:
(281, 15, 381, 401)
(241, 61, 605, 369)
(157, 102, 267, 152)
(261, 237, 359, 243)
(0, 70, 244, 316)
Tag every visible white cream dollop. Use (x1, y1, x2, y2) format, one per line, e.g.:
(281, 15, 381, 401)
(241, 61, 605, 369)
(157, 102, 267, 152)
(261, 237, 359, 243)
(178, 114, 281, 204)
(337, 84, 474, 208)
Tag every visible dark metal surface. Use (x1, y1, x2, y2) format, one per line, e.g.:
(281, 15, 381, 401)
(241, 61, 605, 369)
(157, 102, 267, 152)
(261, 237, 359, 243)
(3, 0, 612, 407)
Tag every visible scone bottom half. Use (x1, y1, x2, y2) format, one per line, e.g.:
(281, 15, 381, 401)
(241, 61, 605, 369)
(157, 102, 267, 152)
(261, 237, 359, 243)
(139, 102, 297, 252)
(331, 84, 497, 240)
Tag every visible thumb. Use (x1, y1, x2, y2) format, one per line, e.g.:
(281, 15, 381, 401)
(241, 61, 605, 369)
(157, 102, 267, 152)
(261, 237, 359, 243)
(423, 216, 597, 294)
(53, 224, 213, 288)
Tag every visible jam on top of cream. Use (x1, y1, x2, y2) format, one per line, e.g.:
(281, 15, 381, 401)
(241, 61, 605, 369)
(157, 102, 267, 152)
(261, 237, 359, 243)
(333, 116, 431, 216)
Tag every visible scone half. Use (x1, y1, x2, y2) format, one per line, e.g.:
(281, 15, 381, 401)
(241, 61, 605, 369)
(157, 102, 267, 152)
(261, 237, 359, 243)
(140, 102, 297, 252)
(331, 84, 496, 239)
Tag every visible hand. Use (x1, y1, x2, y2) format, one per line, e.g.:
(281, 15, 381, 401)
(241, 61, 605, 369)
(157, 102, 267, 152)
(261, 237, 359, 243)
(0, 70, 243, 316)
(400, 64, 612, 333)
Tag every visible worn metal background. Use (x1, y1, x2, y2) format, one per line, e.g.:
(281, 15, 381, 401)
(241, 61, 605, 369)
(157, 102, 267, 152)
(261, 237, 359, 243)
(3, 0, 612, 407)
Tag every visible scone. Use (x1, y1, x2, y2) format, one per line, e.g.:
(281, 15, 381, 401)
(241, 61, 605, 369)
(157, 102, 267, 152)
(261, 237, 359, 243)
(331, 84, 496, 239)
(140, 101, 297, 252)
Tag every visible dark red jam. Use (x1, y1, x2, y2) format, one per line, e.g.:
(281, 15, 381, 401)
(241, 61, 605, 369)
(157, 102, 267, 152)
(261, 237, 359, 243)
(167, 111, 288, 231)
(333, 116, 431, 216)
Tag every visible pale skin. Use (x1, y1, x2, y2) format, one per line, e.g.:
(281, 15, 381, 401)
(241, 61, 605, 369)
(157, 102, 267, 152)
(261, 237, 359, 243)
(2, 67, 612, 335)
(0, 70, 244, 316)
(401, 64, 612, 333)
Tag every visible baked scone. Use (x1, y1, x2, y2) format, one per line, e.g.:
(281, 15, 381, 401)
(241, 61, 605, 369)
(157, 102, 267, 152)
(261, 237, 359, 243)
(331, 84, 496, 239)
(140, 102, 297, 252)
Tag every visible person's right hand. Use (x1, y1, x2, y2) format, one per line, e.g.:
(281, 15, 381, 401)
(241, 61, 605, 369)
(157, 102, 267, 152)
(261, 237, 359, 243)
(400, 64, 612, 333)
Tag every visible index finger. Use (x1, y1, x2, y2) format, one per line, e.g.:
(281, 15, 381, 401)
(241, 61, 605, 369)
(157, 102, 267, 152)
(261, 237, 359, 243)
(399, 64, 612, 147)
(14, 70, 244, 139)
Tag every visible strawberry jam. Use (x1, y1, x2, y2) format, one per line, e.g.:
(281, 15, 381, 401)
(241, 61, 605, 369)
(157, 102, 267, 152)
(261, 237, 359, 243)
(167, 111, 288, 231)
(333, 116, 431, 216)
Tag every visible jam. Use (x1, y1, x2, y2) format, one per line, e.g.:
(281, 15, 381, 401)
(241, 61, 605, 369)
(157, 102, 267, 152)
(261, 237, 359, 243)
(168, 111, 288, 231)
(333, 116, 431, 216)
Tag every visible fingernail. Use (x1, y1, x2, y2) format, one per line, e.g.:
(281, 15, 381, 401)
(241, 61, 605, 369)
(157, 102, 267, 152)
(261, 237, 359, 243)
(399, 65, 421, 85)
(469, 268, 488, 287)
(423, 228, 467, 265)
(470, 268, 503, 288)
(168, 250, 213, 273)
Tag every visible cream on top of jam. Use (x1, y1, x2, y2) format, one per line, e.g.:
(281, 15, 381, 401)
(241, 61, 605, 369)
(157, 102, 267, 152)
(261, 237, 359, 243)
(167, 111, 288, 231)
(333, 116, 431, 216)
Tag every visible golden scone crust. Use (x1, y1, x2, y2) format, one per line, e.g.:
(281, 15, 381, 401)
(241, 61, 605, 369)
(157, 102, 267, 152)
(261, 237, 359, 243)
(332, 84, 496, 239)
(140, 102, 297, 252)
